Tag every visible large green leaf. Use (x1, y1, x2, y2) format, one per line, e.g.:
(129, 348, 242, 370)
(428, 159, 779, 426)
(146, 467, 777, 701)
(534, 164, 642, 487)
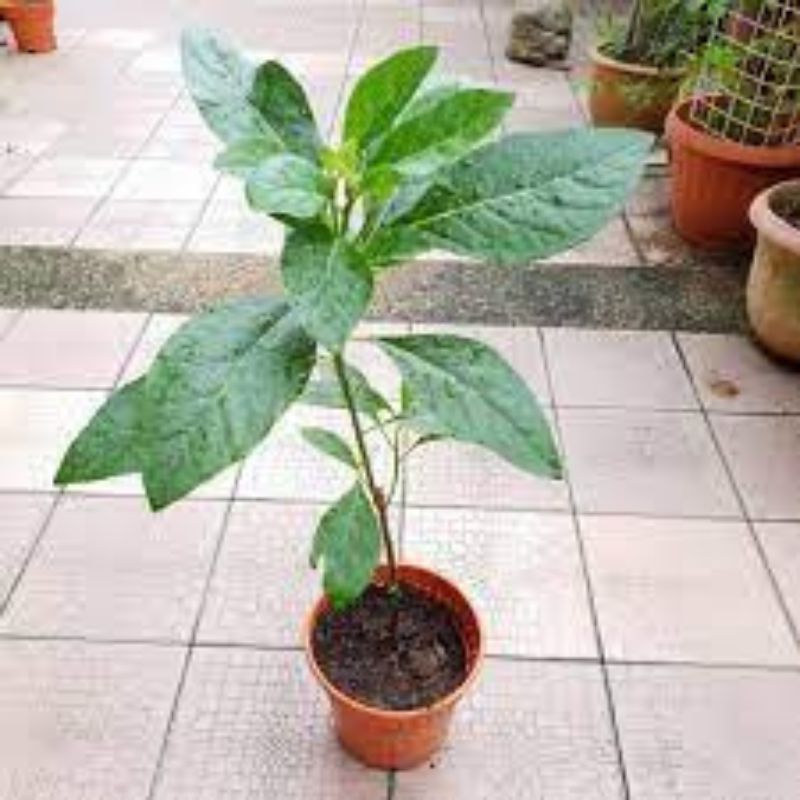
(369, 88, 514, 176)
(376, 334, 561, 478)
(181, 29, 321, 160)
(142, 298, 316, 510)
(281, 226, 373, 351)
(301, 358, 391, 421)
(245, 155, 330, 220)
(301, 427, 358, 469)
(249, 60, 322, 163)
(365, 129, 652, 267)
(344, 46, 438, 151)
(54, 377, 146, 486)
(311, 484, 381, 609)
(214, 137, 284, 177)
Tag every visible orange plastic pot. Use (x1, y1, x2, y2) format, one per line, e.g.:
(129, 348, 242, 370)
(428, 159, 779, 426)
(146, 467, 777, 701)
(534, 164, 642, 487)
(666, 99, 800, 250)
(588, 47, 685, 134)
(747, 180, 800, 361)
(5, 1, 57, 53)
(304, 563, 484, 770)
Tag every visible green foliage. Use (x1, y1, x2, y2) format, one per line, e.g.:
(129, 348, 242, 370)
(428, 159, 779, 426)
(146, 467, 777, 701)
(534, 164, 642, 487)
(597, 0, 728, 69)
(56, 31, 652, 610)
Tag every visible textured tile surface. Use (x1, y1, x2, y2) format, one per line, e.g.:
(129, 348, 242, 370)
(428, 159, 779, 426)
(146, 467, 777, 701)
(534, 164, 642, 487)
(711, 415, 800, 520)
(559, 409, 739, 517)
(6, 156, 127, 198)
(544, 329, 697, 409)
(0, 493, 54, 604)
(0, 640, 184, 800)
(583, 515, 798, 665)
(1, 496, 227, 641)
(152, 648, 385, 800)
(198, 502, 321, 646)
(0, 197, 97, 245)
(0, 389, 105, 491)
(405, 439, 568, 511)
(611, 665, 800, 800)
(396, 660, 624, 799)
(0, 309, 146, 388)
(404, 508, 596, 657)
(679, 333, 800, 414)
(756, 523, 800, 634)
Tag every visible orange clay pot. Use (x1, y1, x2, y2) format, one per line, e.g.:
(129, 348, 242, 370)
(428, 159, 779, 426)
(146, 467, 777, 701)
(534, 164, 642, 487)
(747, 180, 800, 361)
(4, 1, 57, 53)
(304, 563, 484, 771)
(666, 99, 800, 251)
(588, 46, 685, 134)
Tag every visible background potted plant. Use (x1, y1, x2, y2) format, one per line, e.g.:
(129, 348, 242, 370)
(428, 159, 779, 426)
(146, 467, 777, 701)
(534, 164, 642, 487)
(747, 178, 800, 360)
(1, 0, 56, 53)
(54, 30, 650, 770)
(588, 0, 726, 133)
(667, 1, 800, 249)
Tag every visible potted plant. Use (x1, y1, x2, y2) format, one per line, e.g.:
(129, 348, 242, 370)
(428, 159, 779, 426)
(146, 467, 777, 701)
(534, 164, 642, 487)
(588, 0, 726, 133)
(1, 0, 56, 53)
(54, 30, 650, 770)
(747, 179, 800, 360)
(667, 6, 800, 249)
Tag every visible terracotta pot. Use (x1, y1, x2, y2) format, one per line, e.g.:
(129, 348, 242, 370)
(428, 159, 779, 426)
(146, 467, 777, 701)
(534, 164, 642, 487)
(666, 99, 800, 250)
(588, 46, 685, 134)
(747, 180, 800, 361)
(304, 563, 484, 770)
(5, 1, 56, 53)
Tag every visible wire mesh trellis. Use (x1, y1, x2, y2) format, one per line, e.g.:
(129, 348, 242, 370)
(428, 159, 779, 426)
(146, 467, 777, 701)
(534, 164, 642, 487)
(688, 0, 800, 146)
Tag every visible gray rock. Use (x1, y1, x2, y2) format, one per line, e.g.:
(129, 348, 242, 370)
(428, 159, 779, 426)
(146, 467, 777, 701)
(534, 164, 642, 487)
(506, 0, 573, 66)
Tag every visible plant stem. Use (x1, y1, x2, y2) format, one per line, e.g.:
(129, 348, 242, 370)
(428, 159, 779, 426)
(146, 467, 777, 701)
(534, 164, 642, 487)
(332, 352, 399, 587)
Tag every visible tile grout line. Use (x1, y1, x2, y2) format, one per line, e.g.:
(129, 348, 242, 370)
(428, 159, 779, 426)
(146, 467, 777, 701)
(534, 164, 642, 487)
(0, 307, 23, 342)
(672, 332, 800, 657)
(110, 310, 154, 389)
(144, 463, 244, 800)
(537, 326, 633, 800)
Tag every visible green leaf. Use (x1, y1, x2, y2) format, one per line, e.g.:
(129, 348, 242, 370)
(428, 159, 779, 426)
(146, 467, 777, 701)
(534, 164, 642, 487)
(245, 154, 330, 220)
(214, 137, 284, 177)
(377, 333, 561, 478)
(281, 226, 373, 351)
(366, 129, 652, 267)
(301, 427, 358, 469)
(54, 377, 146, 486)
(181, 28, 283, 146)
(369, 88, 514, 176)
(311, 484, 381, 609)
(181, 29, 322, 161)
(250, 60, 322, 163)
(142, 298, 316, 510)
(344, 46, 438, 151)
(301, 359, 391, 421)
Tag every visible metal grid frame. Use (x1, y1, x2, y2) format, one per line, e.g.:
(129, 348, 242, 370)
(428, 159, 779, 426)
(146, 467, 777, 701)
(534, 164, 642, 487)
(688, 0, 800, 147)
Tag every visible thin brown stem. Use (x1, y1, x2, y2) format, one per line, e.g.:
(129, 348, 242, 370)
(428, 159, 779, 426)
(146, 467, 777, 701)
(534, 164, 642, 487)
(332, 352, 399, 587)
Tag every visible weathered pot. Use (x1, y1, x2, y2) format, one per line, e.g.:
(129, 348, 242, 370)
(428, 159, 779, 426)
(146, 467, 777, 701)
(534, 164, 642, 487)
(4, 1, 57, 53)
(588, 46, 685, 134)
(747, 180, 800, 361)
(666, 99, 800, 250)
(304, 563, 483, 770)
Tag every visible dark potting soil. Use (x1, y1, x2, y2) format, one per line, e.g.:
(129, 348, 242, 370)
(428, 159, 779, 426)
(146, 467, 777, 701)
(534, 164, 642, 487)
(773, 195, 800, 232)
(312, 583, 468, 711)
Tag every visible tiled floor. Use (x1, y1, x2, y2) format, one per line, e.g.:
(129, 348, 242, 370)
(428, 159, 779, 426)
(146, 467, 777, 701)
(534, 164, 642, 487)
(0, 0, 672, 268)
(1, 309, 800, 798)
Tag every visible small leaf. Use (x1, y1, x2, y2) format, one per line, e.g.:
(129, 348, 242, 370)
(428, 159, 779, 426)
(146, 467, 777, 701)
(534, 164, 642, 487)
(55, 377, 146, 486)
(214, 137, 284, 177)
(301, 427, 358, 469)
(142, 298, 316, 510)
(301, 359, 391, 421)
(369, 88, 514, 176)
(249, 60, 322, 163)
(377, 333, 562, 478)
(366, 129, 653, 266)
(281, 226, 373, 351)
(344, 46, 438, 151)
(245, 154, 330, 220)
(311, 484, 381, 609)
